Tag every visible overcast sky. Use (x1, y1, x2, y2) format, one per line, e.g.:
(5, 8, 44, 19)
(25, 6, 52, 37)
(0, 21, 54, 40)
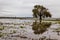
(0, 0, 60, 18)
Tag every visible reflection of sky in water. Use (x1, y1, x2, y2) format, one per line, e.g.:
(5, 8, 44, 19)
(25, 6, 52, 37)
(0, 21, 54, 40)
(40, 24, 60, 40)
(0, 19, 60, 40)
(50, 24, 60, 29)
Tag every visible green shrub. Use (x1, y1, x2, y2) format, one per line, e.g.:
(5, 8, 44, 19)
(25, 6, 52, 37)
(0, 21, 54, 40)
(57, 22, 60, 24)
(13, 30, 16, 33)
(0, 33, 3, 37)
(20, 26, 25, 28)
(0, 26, 4, 30)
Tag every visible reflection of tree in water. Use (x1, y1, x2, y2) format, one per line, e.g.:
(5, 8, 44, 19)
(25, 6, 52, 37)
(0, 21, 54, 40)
(32, 22, 51, 34)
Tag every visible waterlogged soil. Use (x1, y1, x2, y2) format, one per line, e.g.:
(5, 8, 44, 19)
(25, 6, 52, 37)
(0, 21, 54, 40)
(0, 19, 60, 40)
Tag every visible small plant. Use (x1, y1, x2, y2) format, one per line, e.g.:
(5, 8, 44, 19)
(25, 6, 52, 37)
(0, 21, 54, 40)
(57, 22, 60, 24)
(0, 33, 3, 37)
(10, 30, 16, 34)
(13, 30, 16, 33)
(20, 26, 25, 28)
(10, 30, 14, 34)
(0, 26, 4, 30)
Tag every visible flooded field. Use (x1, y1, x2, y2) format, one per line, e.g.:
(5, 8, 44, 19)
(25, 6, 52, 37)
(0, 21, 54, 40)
(0, 19, 60, 40)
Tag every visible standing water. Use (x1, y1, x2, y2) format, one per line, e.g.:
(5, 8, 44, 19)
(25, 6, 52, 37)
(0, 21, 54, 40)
(0, 19, 60, 40)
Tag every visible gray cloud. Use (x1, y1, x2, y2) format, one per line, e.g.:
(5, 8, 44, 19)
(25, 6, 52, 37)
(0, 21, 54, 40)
(0, 0, 60, 18)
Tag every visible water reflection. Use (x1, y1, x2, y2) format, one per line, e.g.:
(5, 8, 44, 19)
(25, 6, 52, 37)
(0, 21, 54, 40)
(32, 21, 51, 34)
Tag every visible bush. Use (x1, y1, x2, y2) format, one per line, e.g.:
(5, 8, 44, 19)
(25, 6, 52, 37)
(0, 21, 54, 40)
(0, 33, 3, 37)
(20, 26, 25, 28)
(0, 26, 4, 30)
(13, 30, 16, 33)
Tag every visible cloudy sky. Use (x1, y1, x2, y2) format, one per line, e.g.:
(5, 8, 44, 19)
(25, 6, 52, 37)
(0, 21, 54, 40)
(0, 0, 60, 18)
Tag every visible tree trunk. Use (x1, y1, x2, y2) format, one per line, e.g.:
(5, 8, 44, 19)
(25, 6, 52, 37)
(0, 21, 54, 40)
(39, 15, 42, 24)
(39, 10, 42, 24)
